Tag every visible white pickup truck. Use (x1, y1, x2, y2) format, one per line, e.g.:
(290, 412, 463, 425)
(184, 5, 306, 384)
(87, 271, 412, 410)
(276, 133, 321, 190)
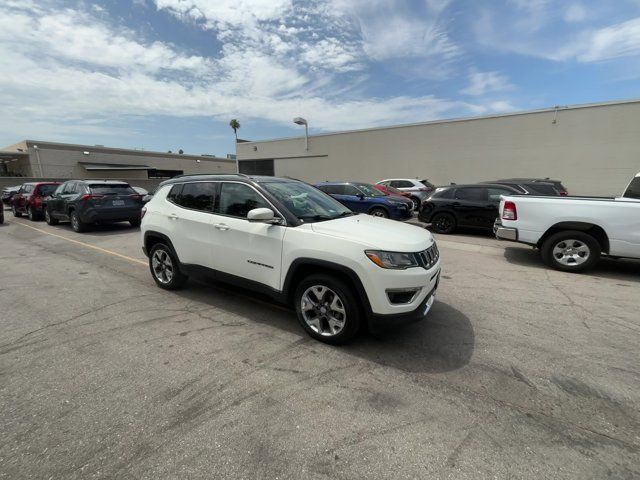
(494, 173, 640, 272)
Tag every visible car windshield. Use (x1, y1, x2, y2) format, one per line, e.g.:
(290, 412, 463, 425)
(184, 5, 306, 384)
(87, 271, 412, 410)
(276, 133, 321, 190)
(261, 181, 353, 222)
(36, 185, 58, 196)
(353, 183, 386, 197)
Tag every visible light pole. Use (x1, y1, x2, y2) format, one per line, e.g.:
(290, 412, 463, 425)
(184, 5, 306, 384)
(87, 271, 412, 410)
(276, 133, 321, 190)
(293, 117, 308, 151)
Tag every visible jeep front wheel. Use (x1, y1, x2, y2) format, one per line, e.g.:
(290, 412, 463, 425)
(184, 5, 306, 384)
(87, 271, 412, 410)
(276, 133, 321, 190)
(295, 274, 362, 344)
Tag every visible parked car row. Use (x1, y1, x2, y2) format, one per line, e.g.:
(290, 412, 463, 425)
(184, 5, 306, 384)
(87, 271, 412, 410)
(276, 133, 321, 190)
(4, 180, 146, 233)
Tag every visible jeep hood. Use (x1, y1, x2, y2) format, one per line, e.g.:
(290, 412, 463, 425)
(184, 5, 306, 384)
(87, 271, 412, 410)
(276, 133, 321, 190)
(310, 214, 434, 251)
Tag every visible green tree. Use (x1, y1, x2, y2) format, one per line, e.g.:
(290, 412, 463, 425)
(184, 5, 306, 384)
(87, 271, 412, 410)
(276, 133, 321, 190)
(229, 119, 240, 142)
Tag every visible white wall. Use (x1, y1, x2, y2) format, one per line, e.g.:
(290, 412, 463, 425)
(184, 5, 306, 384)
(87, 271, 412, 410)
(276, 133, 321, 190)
(238, 101, 640, 196)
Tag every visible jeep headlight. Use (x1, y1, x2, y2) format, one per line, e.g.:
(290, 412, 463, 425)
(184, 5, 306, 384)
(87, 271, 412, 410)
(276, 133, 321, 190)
(365, 250, 418, 269)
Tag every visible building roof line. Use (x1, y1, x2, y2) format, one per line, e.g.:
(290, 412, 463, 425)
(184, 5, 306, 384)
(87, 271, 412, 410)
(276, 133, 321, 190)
(13, 140, 234, 162)
(239, 97, 640, 145)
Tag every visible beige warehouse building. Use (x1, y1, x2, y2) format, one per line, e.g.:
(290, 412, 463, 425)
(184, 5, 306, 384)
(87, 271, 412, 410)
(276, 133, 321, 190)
(0, 140, 235, 190)
(237, 99, 640, 196)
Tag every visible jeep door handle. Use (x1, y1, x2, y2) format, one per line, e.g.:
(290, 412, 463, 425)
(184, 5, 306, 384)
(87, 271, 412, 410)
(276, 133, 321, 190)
(169, 213, 179, 219)
(214, 223, 230, 231)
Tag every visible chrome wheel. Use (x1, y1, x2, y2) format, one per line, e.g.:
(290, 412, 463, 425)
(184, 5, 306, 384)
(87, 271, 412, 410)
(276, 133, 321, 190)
(152, 249, 174, 284)
(411, 197, 419, 211)
(300, 285, 346, 337)
(45, 209, 51, 223)
(371, 209, 387, 218)
(71, 214, 79, 230)
(552, 239, 590, 266)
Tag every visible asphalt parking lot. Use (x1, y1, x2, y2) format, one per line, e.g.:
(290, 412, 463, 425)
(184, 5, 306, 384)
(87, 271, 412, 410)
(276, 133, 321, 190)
(1, 210, 639, 479)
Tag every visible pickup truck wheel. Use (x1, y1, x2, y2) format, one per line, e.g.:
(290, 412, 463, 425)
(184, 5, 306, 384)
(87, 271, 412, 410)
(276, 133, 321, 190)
(70, 211, 88, 233)
(12, 204, 22, 218)
(45, 208, 58, 225)
(430, 212, 456, 234)
(541, 231, 600, 272)
(149, 243, 188, 290)
(369, 207, 389, 218)
(295, 274, 362, 345)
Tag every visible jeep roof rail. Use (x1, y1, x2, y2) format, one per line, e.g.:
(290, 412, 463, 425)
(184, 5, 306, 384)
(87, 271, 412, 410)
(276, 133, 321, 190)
(170, 172, 249, 179)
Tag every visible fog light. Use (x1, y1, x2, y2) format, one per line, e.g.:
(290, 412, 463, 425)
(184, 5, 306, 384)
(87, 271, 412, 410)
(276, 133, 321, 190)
(386, 287, 421, 304)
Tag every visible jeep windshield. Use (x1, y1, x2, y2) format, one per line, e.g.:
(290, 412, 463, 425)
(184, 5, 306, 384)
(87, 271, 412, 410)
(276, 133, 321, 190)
(261, 181, 354, 222)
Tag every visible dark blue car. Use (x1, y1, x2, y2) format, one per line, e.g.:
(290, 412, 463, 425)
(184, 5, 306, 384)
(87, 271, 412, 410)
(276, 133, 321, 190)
(315, 182, 413, 220)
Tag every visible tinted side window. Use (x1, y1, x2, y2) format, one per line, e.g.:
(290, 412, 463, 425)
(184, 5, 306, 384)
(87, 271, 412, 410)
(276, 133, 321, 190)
(526, 184, 557, 195)
(318, 185, 335, 194)
(53, 184, 65, 196)
(455, 188, 488, 201)
(432, 188, 454, 199)
(391, 180, 412, 188)
(219, 183, 269, 218)
(487, 188, 515, 201)
(167, 184, 183, 203)
(175, 182, 215, 211)
(62, 182, 76, 194)
(343, 185, 361, 196)
(624, 177, 640, 199)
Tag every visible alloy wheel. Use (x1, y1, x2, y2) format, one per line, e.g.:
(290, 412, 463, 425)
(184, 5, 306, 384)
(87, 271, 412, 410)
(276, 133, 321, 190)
(552, 239, 590, 266)
(152, 249, 174, 284)
(300, 285, 346, 336)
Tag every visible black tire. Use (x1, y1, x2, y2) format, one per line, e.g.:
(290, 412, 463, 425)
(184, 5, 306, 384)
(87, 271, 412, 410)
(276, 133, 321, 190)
(130, 218, 141, 228)
(149, 243, 187, 290)
(12, 204, 22, 218)
(27, 206, 37, 221)
(430, 212, 456, 234)
(70, 210, 88, 233)
(294, 274, 362, 345)
(410, 196, 420, 211)
(369, 207, 389, 219)
(540, 230, 601, 273)
(44, 208, 59, 225)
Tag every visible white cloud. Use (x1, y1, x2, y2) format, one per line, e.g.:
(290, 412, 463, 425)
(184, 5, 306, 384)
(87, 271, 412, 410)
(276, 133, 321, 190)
(460, 70, 514, 96)
(574, 17, 640, 61)
(564, 3, 588, 23)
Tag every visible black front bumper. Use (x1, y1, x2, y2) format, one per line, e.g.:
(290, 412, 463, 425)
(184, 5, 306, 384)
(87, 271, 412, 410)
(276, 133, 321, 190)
(368, 284, 438, 333)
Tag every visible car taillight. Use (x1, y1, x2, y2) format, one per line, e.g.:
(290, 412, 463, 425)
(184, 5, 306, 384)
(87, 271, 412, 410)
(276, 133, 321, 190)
(32, 196, 42, 206)
(81, 194, 105, 201)
(419, 187, 431, 191)
(502, 201, 517, 220)
(141, 206, 147, 219)
(130, 194, 142, 200)
(559, 191, 568, 196)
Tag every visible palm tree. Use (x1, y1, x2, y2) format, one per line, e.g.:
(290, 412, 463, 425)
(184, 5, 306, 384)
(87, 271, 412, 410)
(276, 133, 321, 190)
(229, 119, 240, 142)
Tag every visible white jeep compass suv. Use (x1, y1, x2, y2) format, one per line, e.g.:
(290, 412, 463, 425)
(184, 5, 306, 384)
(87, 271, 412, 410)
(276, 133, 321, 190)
(141, 174, 441, 344)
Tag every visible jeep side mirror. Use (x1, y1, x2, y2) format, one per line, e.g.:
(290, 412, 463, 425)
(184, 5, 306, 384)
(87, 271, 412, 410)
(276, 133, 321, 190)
(247, 207, 280, 224)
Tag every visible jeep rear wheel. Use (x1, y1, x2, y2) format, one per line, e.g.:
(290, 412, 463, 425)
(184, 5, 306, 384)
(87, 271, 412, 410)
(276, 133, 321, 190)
(149, 243, 188, 290)
(295, 274, 362, 344)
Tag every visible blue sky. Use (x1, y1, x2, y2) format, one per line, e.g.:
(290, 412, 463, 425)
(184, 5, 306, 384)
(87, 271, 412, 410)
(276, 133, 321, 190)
(1, 0, 639, 157)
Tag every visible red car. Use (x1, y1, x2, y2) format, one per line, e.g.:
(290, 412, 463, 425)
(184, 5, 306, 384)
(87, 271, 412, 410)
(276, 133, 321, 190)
(11, 182, 61, 221)
(374, 183, 412, 199)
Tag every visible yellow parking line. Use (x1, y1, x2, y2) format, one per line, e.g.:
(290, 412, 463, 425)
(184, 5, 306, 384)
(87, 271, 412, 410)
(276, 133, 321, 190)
(12, 220, 148, 266)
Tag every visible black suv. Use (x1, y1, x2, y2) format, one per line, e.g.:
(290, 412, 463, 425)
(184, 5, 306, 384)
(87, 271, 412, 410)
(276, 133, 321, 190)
(419, 183, 521, 234)
(44, 180, 143, 232)
(486, 178, 568, 196)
